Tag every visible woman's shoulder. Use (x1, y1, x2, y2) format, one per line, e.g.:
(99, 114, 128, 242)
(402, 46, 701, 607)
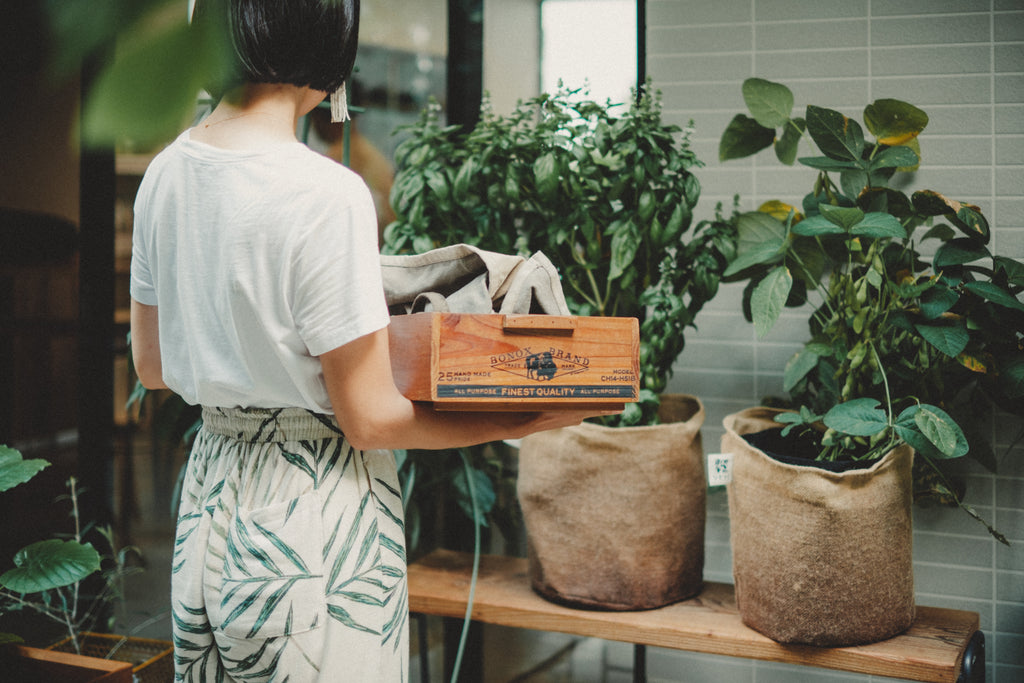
(281, 145, 375, 204)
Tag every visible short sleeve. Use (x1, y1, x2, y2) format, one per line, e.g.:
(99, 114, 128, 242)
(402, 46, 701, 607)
(288, 174, 389, 356)
(130, 175, 158, 306)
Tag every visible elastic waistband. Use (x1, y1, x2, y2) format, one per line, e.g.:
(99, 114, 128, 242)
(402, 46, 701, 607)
(200, 407, 344, 443)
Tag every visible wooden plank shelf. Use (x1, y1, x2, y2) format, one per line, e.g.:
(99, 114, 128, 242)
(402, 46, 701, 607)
(408, 550, 984, 683)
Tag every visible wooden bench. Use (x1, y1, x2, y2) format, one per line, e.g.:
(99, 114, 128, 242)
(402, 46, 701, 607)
(408, 550, 984, 683)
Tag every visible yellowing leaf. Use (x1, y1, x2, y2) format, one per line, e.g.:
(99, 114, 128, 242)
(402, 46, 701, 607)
(758, 200, 804, 224)
(956, 352, 991, 374)
(878, 130, 920, 146)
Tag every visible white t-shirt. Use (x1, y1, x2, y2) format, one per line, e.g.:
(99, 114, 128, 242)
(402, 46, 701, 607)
(130, 129, 390, 412)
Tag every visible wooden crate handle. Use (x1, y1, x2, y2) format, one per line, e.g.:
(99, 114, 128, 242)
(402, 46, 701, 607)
(502, 315, 576, 335)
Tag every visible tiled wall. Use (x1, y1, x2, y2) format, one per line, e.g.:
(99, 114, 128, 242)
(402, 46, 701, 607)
(637, 1, 1024, 681)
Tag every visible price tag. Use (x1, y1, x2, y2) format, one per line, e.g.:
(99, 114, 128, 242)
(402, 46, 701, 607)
(707, 452, 733, 487)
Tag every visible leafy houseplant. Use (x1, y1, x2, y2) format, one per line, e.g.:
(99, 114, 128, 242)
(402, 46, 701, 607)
(386, 84, 732, 608)
(0, 445, 147, 654)
(719, 78, 1024, 543)
(386, 84, 736, 426)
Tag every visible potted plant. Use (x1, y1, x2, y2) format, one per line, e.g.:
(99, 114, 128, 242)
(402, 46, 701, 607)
(716, 78, 1023, 645)
(0, 445, 173, 681)
(386, 84, 737, 608)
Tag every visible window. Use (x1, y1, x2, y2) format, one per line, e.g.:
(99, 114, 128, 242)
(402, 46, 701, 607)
(540, 0, 638, 105)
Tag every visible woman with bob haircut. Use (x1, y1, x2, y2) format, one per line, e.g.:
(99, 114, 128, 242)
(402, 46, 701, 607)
(129, 0, 614, 680)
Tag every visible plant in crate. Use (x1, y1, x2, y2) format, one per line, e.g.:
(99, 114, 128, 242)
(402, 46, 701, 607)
(715, 77, 1023, 646)
(386, 84, 735, 608)
(0, 445, 171, 676)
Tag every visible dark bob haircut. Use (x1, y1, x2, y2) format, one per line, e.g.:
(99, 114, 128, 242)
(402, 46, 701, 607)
(192, 0, 359, 97)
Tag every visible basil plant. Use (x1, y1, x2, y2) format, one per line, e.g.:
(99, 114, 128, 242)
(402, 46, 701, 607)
(386, 84, 736, 427)
(718, 79, 1024, 543)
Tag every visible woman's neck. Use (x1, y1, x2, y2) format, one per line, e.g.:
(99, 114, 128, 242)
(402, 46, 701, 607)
(191, 83, 326, 150)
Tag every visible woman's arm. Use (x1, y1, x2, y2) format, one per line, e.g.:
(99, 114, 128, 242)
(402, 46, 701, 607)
(320, 327, 615, 451)
(130, 298, 168, 390)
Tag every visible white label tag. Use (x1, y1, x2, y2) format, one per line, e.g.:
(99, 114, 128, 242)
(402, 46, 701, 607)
(707, 452, 733, 487)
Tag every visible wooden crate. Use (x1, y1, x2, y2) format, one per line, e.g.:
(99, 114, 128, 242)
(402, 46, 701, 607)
(388, 313, 639, 411)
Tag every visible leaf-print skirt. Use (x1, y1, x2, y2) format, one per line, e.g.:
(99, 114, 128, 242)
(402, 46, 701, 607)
(171, 407, 408, 682)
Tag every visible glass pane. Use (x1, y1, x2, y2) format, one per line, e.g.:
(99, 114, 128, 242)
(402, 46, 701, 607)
(541, 0, 637, 104)
(306, 0, 448, 238)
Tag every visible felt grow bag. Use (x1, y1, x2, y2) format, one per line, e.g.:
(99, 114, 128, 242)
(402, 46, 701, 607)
(723, 407, 916, 647)
(518, 394, 706, 610)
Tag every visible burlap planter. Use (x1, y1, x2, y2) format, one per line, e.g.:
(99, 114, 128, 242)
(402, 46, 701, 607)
(517, 394, 706, 610)
(723, 407, 916, 647)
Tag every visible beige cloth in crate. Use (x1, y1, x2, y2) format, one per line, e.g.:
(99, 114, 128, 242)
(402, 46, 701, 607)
(723, 407, 915, 647)
(381, 243, 570, 315)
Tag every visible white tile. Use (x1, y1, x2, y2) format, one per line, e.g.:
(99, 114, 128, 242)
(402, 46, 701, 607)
(648, 0, 753, 26)
(870, 14, 991, 46)
(872, 0, 992, 14)
(873, 45, 993, 76)
(756, 0, 868, 22)
(755, 19, 868, 51)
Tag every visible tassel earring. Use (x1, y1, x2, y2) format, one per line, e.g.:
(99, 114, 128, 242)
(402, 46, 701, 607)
(331, 81, 350, 123)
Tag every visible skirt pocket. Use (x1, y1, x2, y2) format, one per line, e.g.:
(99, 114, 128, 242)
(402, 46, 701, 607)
(211, 492, 326, 639)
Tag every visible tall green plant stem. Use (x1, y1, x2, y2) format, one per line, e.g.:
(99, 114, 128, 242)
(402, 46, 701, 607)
(568, 244, 603, 312)
(69, 477, 82, 649)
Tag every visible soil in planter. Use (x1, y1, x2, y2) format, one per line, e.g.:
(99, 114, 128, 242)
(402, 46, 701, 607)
(743, 428, 882, 473)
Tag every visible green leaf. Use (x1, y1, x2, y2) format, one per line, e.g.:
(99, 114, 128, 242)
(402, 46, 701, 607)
(806, 105, 865, 162)
(784, 347, 821, 392)
(799, 156, 864, 172)
(934, 239, 992, 267)
(452, 466, 495, 527)
(994, 256, 1024, 286)
(858, 187, 915, 220)
(738, 210, 788, 247)
(921, 223, 957, 242)
(0, 447, 49, 493)
(791, 214, 844, 236)
(533, 152, 559, 200)
(775, 117, 806, 164)
(789, 235, 828, 284)
(724, 212, 787, 277)
(453, 158, 477, 198)
(952, 205, 990, 244)
(840, 169, 869, 201)
(914, 406, 959, 457)
(0, 540, 101, 593)
(823, 398, 889, 436)
(915, 322, 970, 357)
(863, 99, 929, 145)
(998, 356, 1024, 398)
(742, 78, 794, 128)
(609, 222, 641, 280)
(895, 405, 967, 459)
(724, 238, 785, 277)
(897, 137, 923, 172)
(663, 202, 690, 243)
(919, 285, 959, 319)
(751, 266, 793, 338)
(819, 204, 864, 232)
(850, 212, 906, 239)
(82, 11, 230, 148)
(869, 145, 920, 171)
(911, 191, 990, 243)
(963, 281, 1024, 311)
(719, 114, 776, 161)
